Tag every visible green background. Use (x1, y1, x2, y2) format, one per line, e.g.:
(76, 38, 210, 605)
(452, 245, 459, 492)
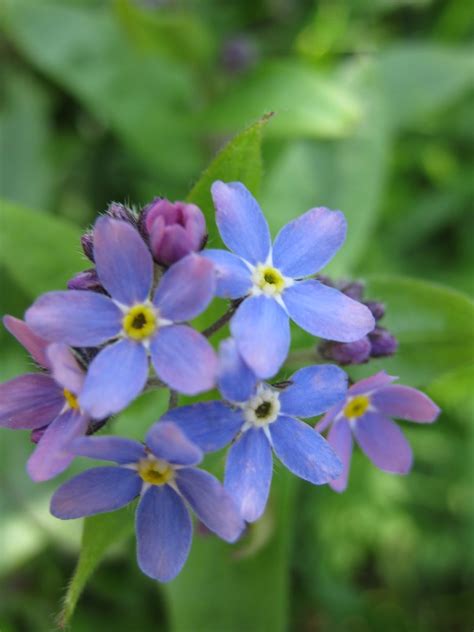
(0, 0, 473, 630)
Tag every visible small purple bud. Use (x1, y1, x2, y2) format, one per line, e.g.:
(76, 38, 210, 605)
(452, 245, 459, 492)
(340, 281, 365, 301)
(67, 269, 106, 294)
(364, 300, 385, 321)
(106, 201, 136, 224)
(319, 337, 372, 365)
(141, 199, 207, 266)
(315, 274, 335, 287)
(31, 425, 48, 444)
(369, 327, 398, 357)
(81, 231, 95, 262)
(221, 36, 258, 74)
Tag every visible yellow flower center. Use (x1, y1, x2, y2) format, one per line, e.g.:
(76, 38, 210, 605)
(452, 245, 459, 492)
(252, 264, 286, 296)
(138, 458, 174, 486)
(63, 388, 79, 410)
(344, 395, 370, 419)
(122, 304, 157, 341)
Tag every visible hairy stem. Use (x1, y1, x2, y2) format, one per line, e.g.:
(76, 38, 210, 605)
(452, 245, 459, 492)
(168, 390, 179, 410)
(286, 348, 326, 365)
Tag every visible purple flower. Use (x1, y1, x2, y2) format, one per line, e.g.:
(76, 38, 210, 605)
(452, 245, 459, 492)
(0, 317, 93, 481)
(51, 422, 244, 582)
(26, 217, 218, 418)
(141, 198, 207, 266)
(316, 371, 440, 492)
(319, 337, 372, 365)
(368, 326, 399, 357)
(163, 341, 347, 522)
(204, 181, 375, 378)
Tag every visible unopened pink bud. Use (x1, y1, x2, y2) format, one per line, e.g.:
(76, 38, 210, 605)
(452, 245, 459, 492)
(141, 199, 207, 266)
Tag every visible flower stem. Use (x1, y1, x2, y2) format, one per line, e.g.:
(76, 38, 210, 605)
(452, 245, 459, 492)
(286, 348, 326, 365)
(201, 299, 242, 338)
(168, 390, 179, 410)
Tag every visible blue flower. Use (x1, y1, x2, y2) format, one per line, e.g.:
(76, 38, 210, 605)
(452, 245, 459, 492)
(163, 340, 347, 522)
(51, 422, 244, 582)
(0, 316, 93, 481)
(204, 181, 375, 378)
(316, 372, 440, 492)
(26, 217, 218, 418)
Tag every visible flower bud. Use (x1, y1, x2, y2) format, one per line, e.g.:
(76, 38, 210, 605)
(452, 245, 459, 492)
(67, 269, 106, 294)
(31, 425, 48, 444)
(319, 337, 371, 365)
(339, 281, 365, 301)
(369, 327, 398, 357)
(81, 231, 95, 262)
(364, 300, 385, 321)
(106, 201, 136, 224)
(141, 198, 207, 266)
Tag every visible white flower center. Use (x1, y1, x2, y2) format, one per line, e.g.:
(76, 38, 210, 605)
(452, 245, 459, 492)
(250, 263, 293, 298)
(243, 385, 281, 427)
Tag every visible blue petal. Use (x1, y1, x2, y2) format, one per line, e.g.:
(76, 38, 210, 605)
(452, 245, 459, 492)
(150, 325, 217, 395)
(162, 402, 242, 452)
(202, 250, 252, 299)
(47, 343, 85, 394)
(279, 365, 348, 418)
(270, 415, 342, 485)
(146, 421, 202, 466)
(27, 411, 89, 482)
(71, 435, 147, 463)
(79, 339, 148, 418)
(94, 216, 153, 305)
(224, 428, 273, 523)
(50, 467, 141, 518)
(353, 412, 413, 474)
(153, 254, 215, 322)
(349, 371, 396, 395)
(0, 374, 63, 430)
(136, 485, 192, 582)
(217, 338, 257, 403)
(327, 419, 353, 493)
(3, 315, 51, 369)
(212, 181, 271, 264)
(230, 296, 290, 379)
(26, 290, 122, 346)
(272, 207, 346, 278)
(283, 280, 375, 342)
(176, 468, 244, 542)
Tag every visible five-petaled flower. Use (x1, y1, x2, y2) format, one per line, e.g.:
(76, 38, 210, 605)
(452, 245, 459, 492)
(204, 181, 375, 378)
(316, 371, 440, 492)
(51, 422, 244, 581)
(163, 339, 347, 522)
(0, 317, 94, 481)
(25, 217, 218, 418)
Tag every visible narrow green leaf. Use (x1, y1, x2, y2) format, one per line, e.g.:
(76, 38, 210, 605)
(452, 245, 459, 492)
(165, 469, 296, 632)
(0, 198, 83, 296)
(349, 276, 474, 386)
(58, 507, 135, 629)
(204, 60, 360, 139)
(187, 114, 272, 247)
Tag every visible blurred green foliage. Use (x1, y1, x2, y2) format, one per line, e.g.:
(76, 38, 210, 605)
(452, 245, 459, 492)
(0, 0, 473, 630)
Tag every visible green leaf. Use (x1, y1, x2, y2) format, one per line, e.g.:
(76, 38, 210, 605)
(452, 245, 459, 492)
(165, 469, 296, 632)
(205, 60, 361, 139)
(187, 114, 272, 247)
(427, 365, 474, 423)
(0, 198, 83, 296)
(349, 276, 474, 386)
(2, 0, 201, 183)
(58, 507, 135, 629)
(377, 44, 474, 127)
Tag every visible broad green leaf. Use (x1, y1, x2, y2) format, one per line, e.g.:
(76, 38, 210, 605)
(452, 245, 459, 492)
(2, 0, 200, 183)
(349, 276, 474, 386)
(204, 60, 361, 139)
(427, 365, 474, 423)
(187, 114, 271, 247)
(261, 59, 392, 275)
(58, 507, 135, 629)
(0, 69, 55, 210)
(0, 198, 83, 296)
(377, 44, 474, 127)
(165, 470, 296, 632)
